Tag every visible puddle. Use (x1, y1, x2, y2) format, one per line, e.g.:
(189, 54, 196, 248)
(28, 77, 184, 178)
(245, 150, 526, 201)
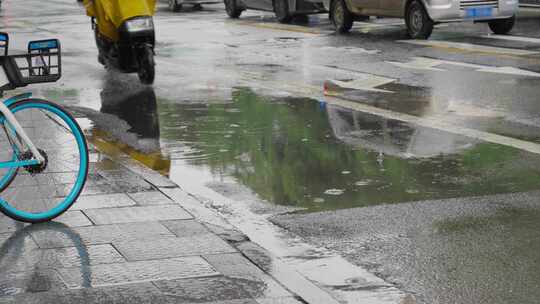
(153, 88, 540, 212)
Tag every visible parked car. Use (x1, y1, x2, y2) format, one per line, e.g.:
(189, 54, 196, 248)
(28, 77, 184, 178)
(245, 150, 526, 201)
(224, 0, 326, 23)
(324, 0, 519, 39)
(168, 0, 220, 11)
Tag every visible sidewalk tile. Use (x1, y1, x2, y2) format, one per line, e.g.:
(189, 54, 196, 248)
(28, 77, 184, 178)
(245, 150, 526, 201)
(1, 244, 125, 273)
(79, 184, 120, 196)
(71, 193, 136, 210)
(0, 211, 91, 234)
(153, 276, 252, 302)
(57, 257, 219, 288)
(83, 205, 192, 225)
(98, 169, 139, 181)
(0, 219, 28, 234)
(161, 219, 211, 237)
(128, 191, 174, 206)
(112, 180, 155, 193)
(114, 234, 236, 261)
(29, 222, 174, 249)
(0, 269, 65, 296)
(0, 231, 39, 263)
(119, 159, 178, 188)
(0, 282, 177, 304)
(204, 253, 291, 299)
(55, 211, 94, 227)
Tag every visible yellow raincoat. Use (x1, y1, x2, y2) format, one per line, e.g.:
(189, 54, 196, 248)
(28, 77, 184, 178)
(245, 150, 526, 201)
(84, 0, 156, 41)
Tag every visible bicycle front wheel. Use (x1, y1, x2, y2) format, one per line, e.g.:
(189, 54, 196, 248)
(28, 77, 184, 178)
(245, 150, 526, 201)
(0, 99, 88, 223)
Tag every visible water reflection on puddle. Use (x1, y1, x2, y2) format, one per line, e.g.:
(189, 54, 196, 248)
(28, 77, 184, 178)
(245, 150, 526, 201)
(155, 88, 540, 212)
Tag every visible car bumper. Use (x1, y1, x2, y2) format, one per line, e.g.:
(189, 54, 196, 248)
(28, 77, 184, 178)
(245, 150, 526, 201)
(425, 0, 519, 21)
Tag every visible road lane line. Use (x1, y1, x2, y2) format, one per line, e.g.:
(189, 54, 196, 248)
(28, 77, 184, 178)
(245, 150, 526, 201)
(387, 57, 540, 77)
(323, 93, 540, 155)
(250, 80, 540, 155)
(231, 20, 331, 35)
(399, 39, 540, 56)
(482, 34, 540, 44)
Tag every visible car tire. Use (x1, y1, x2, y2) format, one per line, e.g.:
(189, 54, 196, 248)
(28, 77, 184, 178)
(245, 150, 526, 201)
(405, 0, 433, 39)
(224, 0, 243, 18)
(331, 0, 353, 34)
(274, 0, 292, 24)
(488, 15, 515, 35)
(169, 0, 182, 12)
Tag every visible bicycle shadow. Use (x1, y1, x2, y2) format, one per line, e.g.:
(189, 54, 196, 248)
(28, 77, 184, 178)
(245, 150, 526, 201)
(0, 222, 91, 296)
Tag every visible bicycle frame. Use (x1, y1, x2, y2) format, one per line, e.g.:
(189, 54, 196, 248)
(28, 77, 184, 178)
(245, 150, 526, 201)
(0, 94, 45, 169)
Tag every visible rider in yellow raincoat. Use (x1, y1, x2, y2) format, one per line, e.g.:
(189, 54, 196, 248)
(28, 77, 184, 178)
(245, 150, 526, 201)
(84, 0, 155, 42)
(83, 0, 156, 84)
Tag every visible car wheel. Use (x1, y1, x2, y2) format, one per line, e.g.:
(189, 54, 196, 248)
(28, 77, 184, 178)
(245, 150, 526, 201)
(224, 0, 243, 18)
(405, 0, 433, 39)
(488, 15, 515, 35)
(331, 0, 353, 34)
(193, 3, 203, 10)
(169, 0, 182, 12)
(274, 0, 292, 24)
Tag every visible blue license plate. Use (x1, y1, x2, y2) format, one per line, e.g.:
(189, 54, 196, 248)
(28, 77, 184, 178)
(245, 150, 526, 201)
(465, 7, 493, 18)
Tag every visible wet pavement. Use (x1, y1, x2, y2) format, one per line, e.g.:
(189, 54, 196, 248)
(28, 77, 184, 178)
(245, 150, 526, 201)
(0, 150, 303, 304)
(272, 191, 540, 304)
(157, 89, 540, 212)
(1, 0, 540, 303)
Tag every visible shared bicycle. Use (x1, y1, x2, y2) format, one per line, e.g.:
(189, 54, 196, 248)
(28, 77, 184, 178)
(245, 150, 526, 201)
(0, 33, 88, 223)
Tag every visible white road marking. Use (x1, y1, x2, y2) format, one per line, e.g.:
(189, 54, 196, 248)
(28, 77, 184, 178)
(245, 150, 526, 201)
(320, 46, 381, 55)
(387, 57, 446, 71)
(249, 79, 540, 156)
(483, 34, 540, 44)
(387, 56, 540, 77)
(326, 74, 396, 93)
(233, 20, 332, 35)
(354, 21, 405, 28)
(478, 66, 540, 77)
(399, 39, 540, 56)
(323, 94, 540, 155)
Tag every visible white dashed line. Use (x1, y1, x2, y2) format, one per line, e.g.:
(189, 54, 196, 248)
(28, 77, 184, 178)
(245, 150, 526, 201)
(399, 39, 540, 56)
(483, 34, 540, 44)
(387, 57, 540, 77)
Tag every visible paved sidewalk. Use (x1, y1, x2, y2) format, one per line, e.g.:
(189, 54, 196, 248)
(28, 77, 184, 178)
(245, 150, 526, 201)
(0, 144, 303, 304)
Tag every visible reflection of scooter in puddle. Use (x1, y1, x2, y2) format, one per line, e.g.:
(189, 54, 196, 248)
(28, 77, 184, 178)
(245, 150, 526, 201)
(100, 75, 160, 152)
(98, 75, 170, 173)
(83, 0, 156, 84)
(0, 222, 92, 292)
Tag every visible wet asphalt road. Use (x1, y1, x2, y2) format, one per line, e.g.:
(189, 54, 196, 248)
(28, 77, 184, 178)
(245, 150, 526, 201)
(2, 0, 540, 303)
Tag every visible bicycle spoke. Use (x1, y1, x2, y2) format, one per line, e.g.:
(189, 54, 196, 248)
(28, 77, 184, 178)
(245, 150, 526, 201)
(1, 103, 85, 216)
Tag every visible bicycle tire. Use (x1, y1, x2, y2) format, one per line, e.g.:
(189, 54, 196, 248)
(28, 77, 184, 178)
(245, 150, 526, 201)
(0, 119, 23, 192)
(0, 99, 88, 223)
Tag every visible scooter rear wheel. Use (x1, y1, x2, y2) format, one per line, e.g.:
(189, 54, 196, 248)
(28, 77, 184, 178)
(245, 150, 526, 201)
(138, 47, 155, 85)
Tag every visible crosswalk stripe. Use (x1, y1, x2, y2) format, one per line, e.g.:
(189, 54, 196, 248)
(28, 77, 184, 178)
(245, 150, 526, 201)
(399, 39, 539, 56)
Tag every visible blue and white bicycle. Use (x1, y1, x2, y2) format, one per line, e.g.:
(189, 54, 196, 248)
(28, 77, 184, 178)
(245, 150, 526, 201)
(0, 33, 88, 223)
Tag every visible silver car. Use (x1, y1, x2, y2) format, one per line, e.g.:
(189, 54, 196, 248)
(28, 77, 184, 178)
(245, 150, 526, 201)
(224, 0, 326, 23)
(325, 0, 519, 38)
